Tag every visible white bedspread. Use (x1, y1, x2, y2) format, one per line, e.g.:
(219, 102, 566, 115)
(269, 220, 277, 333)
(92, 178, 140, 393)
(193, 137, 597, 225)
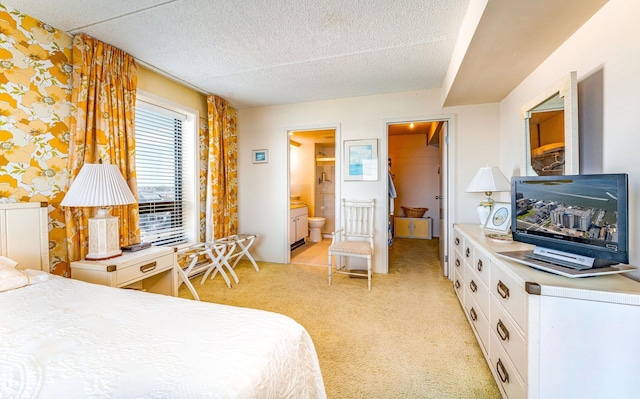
(0, 276, 326, 398)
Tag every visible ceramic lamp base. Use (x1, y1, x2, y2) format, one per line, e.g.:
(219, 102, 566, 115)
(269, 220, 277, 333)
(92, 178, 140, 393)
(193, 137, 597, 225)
(86, 214, 122, 260)
(477, 204, 492, 227)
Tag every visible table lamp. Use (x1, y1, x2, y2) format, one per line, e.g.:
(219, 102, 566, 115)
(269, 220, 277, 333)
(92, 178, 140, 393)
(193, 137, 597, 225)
(465, 165, 511, 226)
(61, 161, 136, 260)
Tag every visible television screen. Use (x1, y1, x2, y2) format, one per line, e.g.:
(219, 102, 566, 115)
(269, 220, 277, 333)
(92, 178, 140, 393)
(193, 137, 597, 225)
(511, 173, 629, 267)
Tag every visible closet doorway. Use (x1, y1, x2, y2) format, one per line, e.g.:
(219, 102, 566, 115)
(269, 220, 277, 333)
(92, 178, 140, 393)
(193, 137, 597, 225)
(385, 118, 450, 276)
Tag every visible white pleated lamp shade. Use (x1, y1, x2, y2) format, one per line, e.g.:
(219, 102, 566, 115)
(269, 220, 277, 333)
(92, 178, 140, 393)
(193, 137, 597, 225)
(465, 166, 511, 193)
(61, 163, 136, 207)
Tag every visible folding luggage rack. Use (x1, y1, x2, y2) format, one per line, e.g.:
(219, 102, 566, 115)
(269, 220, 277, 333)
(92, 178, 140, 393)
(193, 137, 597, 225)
(175, 234, 258, 300)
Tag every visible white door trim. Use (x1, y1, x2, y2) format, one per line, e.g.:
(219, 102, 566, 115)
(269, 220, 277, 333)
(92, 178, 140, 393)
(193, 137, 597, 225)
(285, 123, 341, 264)
(381, 114, 456, 278)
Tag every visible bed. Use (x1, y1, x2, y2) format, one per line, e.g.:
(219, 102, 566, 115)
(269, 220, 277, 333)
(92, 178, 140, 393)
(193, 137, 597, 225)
(0, 202, 326, 398)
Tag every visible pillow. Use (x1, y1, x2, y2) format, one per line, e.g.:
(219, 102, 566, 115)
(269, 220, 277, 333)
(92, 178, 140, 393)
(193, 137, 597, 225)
(0, 256, 50, 292)
(0, 256, 19, 268)
(23, 268, 50, 284)
(0, 265, 29, 292)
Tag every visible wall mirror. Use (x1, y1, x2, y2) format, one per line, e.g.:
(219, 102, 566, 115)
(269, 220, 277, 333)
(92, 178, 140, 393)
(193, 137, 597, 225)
(522, 71, 578, 176)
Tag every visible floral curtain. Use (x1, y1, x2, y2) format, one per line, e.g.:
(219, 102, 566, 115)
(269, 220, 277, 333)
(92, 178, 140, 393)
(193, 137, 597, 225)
(205, 95, 238, 241)
(64, 33, 139, 261)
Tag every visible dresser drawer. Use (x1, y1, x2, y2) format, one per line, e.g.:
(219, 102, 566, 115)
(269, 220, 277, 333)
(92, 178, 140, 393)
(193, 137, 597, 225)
(116, 252, 174, 286)
(463, 239, 474, 266)
(466, 261, 490, 319)
(453, 249, 466, 282)
(464, 285, 490, 354)
(491, 295, 527, 382)
(454, 268, 464, 304)
(453, 228, 464, 254)
(490, 331, 526, 399)
(490, 263, 527, 331)
(474, 249, 491, 287)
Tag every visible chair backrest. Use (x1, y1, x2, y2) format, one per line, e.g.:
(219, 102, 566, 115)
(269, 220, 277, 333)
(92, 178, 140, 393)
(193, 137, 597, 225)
(340, 199, 375, 240)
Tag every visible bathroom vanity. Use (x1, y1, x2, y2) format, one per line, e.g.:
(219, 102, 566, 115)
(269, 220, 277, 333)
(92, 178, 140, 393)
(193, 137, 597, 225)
(290, 205, 308, 250)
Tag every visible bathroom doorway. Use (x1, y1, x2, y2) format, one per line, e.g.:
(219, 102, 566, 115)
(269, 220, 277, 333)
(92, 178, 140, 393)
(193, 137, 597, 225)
(288, 126, 338, 266)
(385, 118, 449, 276)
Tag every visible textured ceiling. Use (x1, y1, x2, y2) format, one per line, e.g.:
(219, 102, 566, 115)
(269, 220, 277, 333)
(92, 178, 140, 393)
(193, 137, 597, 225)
(1, 0, 608, 109)
(1, 0, 470, 108)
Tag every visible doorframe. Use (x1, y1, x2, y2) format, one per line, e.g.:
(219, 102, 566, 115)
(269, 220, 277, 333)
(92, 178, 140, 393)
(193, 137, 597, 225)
(285, 123, 341, 264)
(381, 114, 456, 278)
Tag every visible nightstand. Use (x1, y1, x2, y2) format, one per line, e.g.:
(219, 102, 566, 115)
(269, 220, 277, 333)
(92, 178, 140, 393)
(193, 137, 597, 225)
(71, 246, 177, 296)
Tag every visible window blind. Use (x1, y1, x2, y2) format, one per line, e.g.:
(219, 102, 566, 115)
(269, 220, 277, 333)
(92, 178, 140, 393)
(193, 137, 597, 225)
(135, 104, 186, 246)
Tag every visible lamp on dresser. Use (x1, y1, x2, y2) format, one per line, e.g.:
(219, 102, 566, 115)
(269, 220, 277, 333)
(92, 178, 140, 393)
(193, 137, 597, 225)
(465, 165, 510, 226)
(61, 161, 136, 260)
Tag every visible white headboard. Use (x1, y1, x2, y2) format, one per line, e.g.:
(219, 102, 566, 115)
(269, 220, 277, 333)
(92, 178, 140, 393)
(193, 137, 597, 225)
(0, 202, 50, 272)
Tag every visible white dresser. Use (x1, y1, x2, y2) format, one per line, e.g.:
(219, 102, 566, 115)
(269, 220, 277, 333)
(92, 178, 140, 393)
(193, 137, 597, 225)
(453, 224, 640, 399)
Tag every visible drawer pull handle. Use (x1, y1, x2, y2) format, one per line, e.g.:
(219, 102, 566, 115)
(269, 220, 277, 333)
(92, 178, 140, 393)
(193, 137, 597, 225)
(455, 258, 461, 267)
(465, 247, 470, 258)
(140, 262, 157, 273)
(477, 259, 483, 272)
(470, 280, 477, 293)
(496, 359, 509, 383)
(497, 319, 510, 341)
(455, 237, 460, 245)
(497, 280, 510, 299)
(455, 280, 461, 289)
(469, 307, 477, 321)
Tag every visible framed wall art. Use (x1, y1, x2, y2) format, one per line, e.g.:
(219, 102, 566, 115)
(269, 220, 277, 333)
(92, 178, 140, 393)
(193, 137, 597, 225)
(484, 202, 512, 233)
(344, 139, 378, 181)
(252, 149, 268, 164)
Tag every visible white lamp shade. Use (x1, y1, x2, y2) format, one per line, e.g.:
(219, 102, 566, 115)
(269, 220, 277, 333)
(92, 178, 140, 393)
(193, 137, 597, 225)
(465, 166, 511, 193)
(61, 163, 136, 207)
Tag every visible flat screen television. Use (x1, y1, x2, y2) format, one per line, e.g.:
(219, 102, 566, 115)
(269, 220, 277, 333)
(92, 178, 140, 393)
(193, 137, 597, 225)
(510, 173, 629, 270)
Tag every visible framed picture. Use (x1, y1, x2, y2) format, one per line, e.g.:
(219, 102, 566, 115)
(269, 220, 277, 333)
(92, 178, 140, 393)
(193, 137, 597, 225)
(252, 149, 268, 164)
(344, 139, 378, 181)
(484, 202, 511, 233)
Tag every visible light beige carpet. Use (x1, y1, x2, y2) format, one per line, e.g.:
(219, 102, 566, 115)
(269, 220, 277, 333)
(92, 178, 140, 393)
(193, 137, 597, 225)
(179, 238, 501, 398)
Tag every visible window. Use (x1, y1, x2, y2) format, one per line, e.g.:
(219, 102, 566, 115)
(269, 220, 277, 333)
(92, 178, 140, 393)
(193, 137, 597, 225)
(135, 95, 197, 246)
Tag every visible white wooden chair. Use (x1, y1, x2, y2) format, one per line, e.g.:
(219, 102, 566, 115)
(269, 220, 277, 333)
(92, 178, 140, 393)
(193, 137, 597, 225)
(328, 199, 375, 290)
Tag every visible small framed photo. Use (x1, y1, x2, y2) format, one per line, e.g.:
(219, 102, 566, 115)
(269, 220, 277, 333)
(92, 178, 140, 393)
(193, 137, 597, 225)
(344, 139, 378, 181)
(252, 149, 268, 164)
(484, 202, 511, 233)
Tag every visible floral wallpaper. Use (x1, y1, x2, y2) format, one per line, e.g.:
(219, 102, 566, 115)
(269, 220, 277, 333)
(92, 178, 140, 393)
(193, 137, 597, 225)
(0, 5, 73, 275)
(1, 5, 215, 275)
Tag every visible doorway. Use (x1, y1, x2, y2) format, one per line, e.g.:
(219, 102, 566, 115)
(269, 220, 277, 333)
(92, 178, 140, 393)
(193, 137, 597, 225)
(287, 126, 339, 265)
(384, 117, 451, 277)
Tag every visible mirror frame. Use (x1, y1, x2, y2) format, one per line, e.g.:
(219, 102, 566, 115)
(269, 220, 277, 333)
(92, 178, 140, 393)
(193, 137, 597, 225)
(521, 71, 579, 176)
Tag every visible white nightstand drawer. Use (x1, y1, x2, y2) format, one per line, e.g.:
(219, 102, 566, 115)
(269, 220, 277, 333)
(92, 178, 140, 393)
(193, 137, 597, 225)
(71, 246, 177, 296)
(116, 252, 174, 286)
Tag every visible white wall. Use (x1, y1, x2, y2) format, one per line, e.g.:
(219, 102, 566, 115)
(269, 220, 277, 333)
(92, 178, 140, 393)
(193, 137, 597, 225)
(499, 0, 640, 280)
(238, 88, 500, 273)
(289, 141, 314, 211)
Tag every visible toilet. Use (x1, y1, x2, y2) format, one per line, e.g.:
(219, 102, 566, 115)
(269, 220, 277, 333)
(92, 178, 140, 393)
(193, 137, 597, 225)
(308, 217, 326, 242)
